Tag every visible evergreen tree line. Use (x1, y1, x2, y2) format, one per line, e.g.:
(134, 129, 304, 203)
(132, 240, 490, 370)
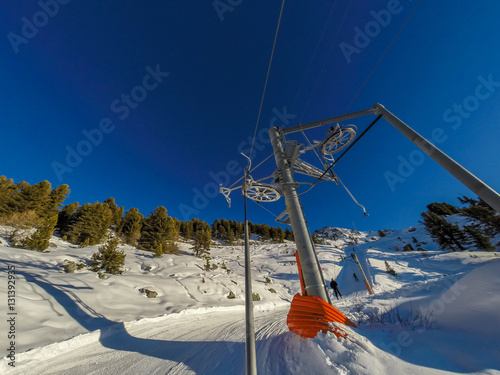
(421, 196, 499, 251)
(0, 176, 294, 256)
(211, 218, 293, 244)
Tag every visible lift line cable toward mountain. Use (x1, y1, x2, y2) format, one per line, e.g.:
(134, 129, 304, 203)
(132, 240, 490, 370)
(227, 153, 275, 190)
(344, 0, 422, 113)
(248, 0, 286, 166)
(297, 114, 382, 197)
(251, 199, 280, 219)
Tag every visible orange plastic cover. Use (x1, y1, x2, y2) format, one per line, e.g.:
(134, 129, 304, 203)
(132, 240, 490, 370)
(287, 293, 357, 338)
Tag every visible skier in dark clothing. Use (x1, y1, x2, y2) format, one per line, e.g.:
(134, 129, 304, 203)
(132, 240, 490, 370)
(353, 273, 359, 282)
(330, 278, 342, 300)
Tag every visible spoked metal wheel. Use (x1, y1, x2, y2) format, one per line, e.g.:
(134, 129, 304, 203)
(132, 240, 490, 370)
(245, 183, 281, 203)
(321, 125, 357, 155)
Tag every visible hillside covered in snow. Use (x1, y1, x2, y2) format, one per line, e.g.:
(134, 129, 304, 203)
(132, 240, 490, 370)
(1, 216, 500, 374)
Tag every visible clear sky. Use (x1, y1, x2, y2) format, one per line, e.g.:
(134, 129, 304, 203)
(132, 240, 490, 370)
(2, 1, 500, 232)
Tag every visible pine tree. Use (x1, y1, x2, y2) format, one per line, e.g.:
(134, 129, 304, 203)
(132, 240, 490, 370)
(0, 178, 69, 220)
(67, 202, 113, 245)
(464, 225, 495, 251)
(276, 227, 285, 243)
(312, 233, 323, 244)
(90, 237, 125, 275)
(42, 184, 70, 219)
(385, 261, 398, 277)
(460, 206, 493, 221)
(260, 224, 271, 241)
(248, 222, 256, 234)
(219, 224, 227, 242)
(211, 219, 220, 240)
(236, 222, 244, 240)
(459, 195, 495, 212)
(193, 226, 211, 257)
(220, 219, 231, 243)
(185, 221, 194, 241)
(57, 202, 79, 235)
(458, 195, 480, 207)
(460, 206, 500, 236)
(0, 176, 17, 216)
(23, 215, 58, 251)
(173, 218, 181, 239)
(105, 197, 124, 229)
(153, 242, 163, 258)
(270, 227, 277, 242)
(426, 202, 459, 216)
(421, 212, 466, 250)
(458, 195, 500, 236)
(139, 206, 178, 254)
(15, 180, 51, 214)
(227, 228, 235, 245)
(118, 208, 143, 246)
(284, 227, 294, 241)
(0, 177, 70, 220)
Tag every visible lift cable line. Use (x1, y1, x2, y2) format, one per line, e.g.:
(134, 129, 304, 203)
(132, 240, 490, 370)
(292, 0, 340, 108)
(248, 0, 286, 164)
(297, 114, 382, 197)
(344, 0, 422, 113)
(227, 153, 274, 192)
(298, 1, 353, 117)
(251, 199, 280, 219)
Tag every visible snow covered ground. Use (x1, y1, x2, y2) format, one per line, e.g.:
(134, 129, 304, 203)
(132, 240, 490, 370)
(1, 221, 499, 374)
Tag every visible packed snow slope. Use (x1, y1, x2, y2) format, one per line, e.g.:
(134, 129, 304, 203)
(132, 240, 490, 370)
(1, 219, 499, 374)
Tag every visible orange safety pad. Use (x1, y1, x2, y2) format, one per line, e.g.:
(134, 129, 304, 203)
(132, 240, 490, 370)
(295, 251, 306, 296)
(287, 293, 357, 338)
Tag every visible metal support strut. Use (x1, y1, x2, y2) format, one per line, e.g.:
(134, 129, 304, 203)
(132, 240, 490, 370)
(372, 103, 500, 213)
(269, 127, 331, 303)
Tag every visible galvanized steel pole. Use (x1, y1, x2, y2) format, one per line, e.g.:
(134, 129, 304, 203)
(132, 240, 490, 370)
(352, 253, 374, 295)
(242, 180, 257, 375)
(373, 103, 500, 213)
(269, 127, 331, 302)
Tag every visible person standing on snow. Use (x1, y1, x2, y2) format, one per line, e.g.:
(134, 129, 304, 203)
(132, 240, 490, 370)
(330, 278, 342, 300)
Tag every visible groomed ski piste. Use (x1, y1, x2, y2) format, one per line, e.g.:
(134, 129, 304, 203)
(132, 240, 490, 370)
(1, 216, 500, 374)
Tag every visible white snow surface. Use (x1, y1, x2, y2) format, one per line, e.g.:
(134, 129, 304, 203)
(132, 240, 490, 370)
(1, 220, 500, 374)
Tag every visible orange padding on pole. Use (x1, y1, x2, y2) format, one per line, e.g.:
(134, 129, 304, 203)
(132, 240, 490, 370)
(287, 293, 357, 338)
(295, 251, 306, 296)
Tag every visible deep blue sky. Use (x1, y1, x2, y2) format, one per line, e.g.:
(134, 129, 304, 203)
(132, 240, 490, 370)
(2, 1, 499, 232)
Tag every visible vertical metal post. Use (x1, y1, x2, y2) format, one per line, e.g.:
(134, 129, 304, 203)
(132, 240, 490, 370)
(373, 103, 500, 213)
(269, 127, 331, 302)
(243, 181, 257, 375)
(352, 253, 374, 295)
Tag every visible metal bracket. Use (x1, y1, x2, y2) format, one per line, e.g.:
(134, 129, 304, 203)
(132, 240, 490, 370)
(275, 209, 291, 225)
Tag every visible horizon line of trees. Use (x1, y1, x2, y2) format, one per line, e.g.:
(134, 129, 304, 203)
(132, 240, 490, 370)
(2, 176, 499, 277)
(0, 176, 295, 256)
